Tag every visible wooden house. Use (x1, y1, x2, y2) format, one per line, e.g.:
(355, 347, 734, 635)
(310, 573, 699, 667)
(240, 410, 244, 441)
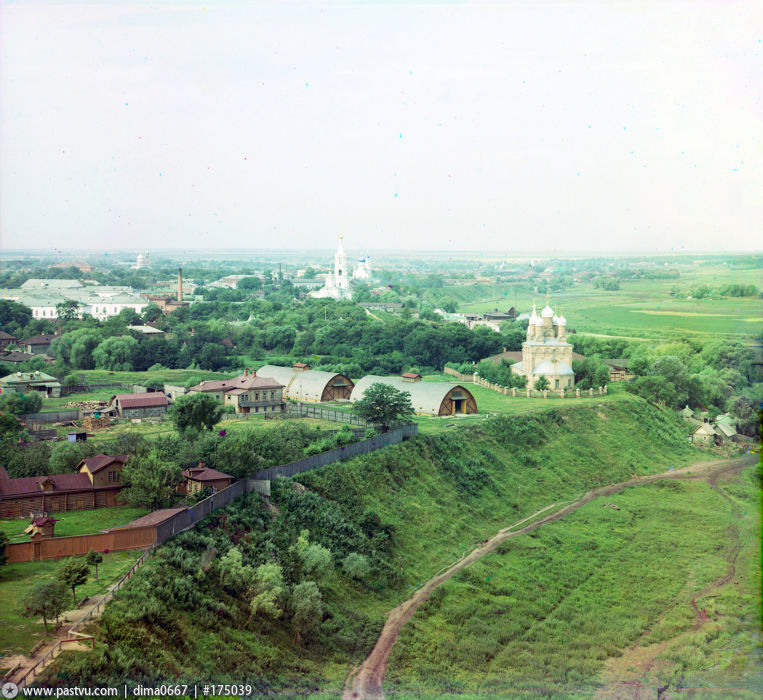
(0, 453, 125, 518)
(110, 392, 169, 419)
(0, 331, 17, 350)
(180, 465, 234, 495)
(189, 371, 286, 414)
(78, 453, 127, 487)
(691, 423, 717, 446)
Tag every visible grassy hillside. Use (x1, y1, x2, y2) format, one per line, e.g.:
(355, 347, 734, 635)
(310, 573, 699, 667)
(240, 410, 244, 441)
(45, 396, 720, 692)
(386, 467, 761, 698)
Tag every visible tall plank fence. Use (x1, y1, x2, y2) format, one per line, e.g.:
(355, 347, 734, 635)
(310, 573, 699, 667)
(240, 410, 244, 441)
(20, 409, 80, 424)
(286, 403, 370, 426)
(155, 423, 417, 542)
(10, 422, 419, 689)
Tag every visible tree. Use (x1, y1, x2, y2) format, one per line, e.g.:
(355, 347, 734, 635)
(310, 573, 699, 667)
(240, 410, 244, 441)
(352, 382, 414, 431)
(0, 391, 43, 416)
(0, 532, 8, 567)
(55, 300, 81, 321)
(290, 529, 333, 581)
(290, 581, 323, 644)
(60, 557, 89, 607)
(238, 276, 263, 290)
(0, 299, 33, 333)
(49, 441, 86, 474)
(19, 581, 68, 634)
(218, 547, 253, 593)
(92, 336, 138, 371)
(121, 452, 183, 510)
(250, 563, 285, 619)
(86, 549, 103, 582)
(534, 375, 550, 391)
(169, 392, 224, 436)
(342, 552, 370, 581)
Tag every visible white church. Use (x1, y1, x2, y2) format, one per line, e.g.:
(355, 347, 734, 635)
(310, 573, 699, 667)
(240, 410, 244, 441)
(510, 299, 575, 390)
(310, 236, 371, 300)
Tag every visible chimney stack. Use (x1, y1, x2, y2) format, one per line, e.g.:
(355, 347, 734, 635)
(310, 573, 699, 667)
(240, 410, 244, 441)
(177, 268, 183, 303)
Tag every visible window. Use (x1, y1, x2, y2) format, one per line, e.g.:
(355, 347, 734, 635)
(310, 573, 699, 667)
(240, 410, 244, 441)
(255, 392, 259, 401)
(555, 379, 560, 389)
(270, 391, 274, 399)
(108, 471, 120, 482)
(255, 406, 259, 412)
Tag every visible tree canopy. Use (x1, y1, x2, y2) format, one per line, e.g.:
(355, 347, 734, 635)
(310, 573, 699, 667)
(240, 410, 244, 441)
(352, 382, 414, 431)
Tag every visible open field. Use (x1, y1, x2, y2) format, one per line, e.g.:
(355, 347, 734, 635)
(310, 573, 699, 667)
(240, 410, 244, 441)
(0, 551, 142, 656)
(0, 506, 149, 542)
(458, 264, 762, 341)
(385, 463, 761, 698)
(46, 413, 339, 446)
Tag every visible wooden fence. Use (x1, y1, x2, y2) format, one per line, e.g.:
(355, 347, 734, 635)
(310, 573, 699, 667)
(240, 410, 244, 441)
(20, 409, 80, 424)
(287, 403, 371, 426)
(5, 526, 157, 564)
(253, 423, 417, 480)
(473, 374, 607, 399)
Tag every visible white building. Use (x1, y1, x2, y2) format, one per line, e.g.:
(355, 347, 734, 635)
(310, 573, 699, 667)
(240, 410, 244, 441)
(310, 236, 352, 300)
(352, 256, 373, 281)
(0, 280, 148, 321)
(511, 300, 575, 390)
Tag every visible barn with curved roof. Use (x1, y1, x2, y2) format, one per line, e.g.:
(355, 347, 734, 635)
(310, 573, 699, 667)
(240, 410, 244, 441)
(257, 364, 354, 402)
(349, 376, 478, 416)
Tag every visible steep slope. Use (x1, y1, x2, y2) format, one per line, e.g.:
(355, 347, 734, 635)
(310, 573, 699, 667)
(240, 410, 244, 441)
(45, 395, 713, 692)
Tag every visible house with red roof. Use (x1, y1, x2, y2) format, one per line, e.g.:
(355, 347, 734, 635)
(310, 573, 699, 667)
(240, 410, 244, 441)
(0, 453, 126, 518)
(179, 464, 234, 495)
(110, 392, 169, 419)
(189, 370, 285, 415)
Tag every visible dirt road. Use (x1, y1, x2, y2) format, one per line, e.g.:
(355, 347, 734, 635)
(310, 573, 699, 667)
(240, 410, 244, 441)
(342, 454, 756, 700)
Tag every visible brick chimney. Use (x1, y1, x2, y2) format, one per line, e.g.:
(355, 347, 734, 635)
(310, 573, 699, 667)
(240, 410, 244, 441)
(177, 268, 183, 303)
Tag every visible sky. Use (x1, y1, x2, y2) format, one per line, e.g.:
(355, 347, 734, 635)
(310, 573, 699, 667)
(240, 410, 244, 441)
(1, 1, 761, 253)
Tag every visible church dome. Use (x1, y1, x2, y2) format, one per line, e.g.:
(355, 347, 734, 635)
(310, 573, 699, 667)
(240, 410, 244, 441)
(557, 314, 566, 325)
(541, 304, 554, 318)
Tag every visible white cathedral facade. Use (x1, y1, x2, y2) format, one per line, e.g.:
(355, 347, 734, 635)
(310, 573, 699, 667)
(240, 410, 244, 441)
(310, 236, 353, 300)
(310, 236, 372, 300)
(511, 300, 575, 390)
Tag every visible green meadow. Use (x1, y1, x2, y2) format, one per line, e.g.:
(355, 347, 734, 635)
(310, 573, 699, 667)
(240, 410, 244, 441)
(0, 551, 142, 656)
(458, 264, 762, 341)
(0, 506, 149, 543)
(385, 466, 761, 698)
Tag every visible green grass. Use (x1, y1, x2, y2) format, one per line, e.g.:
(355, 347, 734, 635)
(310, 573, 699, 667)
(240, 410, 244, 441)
(43, 389, 117, 410)
(385, 467, 761, 698)
(40, 397, 745, 692)
(78, 414, 338, 447)
(71, 369, 230, 385)
(0, 550, 142, 655)
(0, 506, 149, 543)
(457, 263, 763, 341)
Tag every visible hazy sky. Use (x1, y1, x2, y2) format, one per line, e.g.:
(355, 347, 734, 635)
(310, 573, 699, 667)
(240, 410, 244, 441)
(1, 1, 761, 252)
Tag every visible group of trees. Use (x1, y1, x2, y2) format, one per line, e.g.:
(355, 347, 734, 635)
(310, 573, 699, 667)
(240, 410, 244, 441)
(18, 551, 102, 634)
(669, 283, 759, 299)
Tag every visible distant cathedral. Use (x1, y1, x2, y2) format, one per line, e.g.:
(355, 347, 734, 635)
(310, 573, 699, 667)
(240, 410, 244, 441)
(511, 299, 575, 390)
(310, 236, 352, 300)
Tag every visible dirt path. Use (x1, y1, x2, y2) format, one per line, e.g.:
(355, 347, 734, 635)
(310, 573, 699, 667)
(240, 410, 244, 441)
(4, 594, 109, 685)
(342, 454, 756, 700)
